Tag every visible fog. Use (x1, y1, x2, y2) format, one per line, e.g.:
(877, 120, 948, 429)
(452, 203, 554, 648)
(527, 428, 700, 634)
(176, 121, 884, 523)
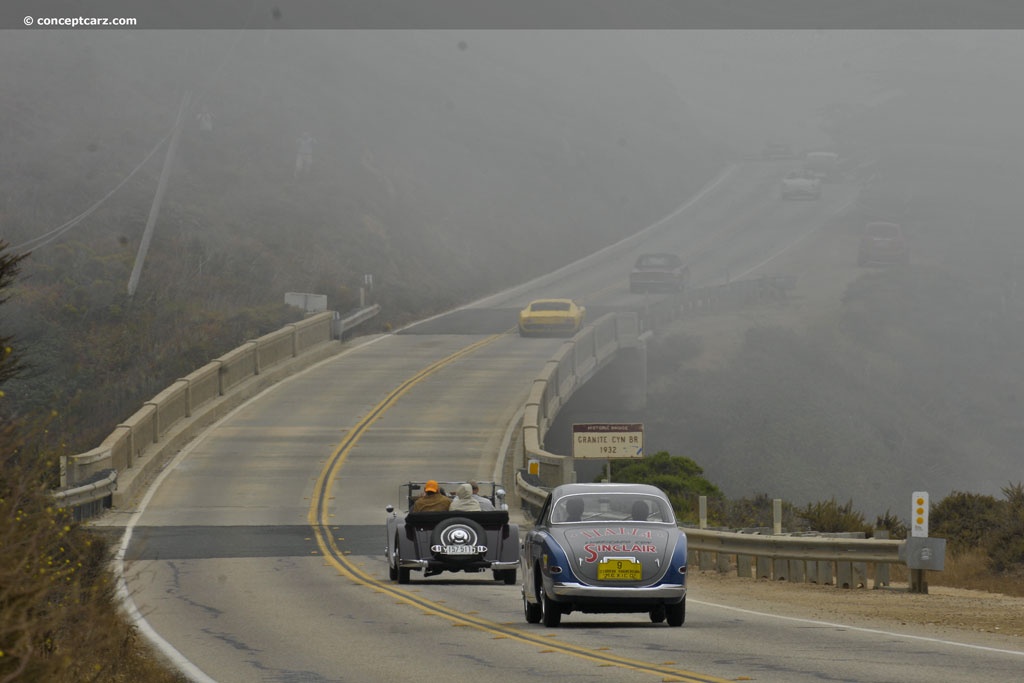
(4, 29, 1024, 515)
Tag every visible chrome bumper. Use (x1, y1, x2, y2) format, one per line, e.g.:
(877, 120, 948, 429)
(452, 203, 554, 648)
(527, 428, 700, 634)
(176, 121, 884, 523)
(550, 581, 686, 600)
(400, 559, 518, 570)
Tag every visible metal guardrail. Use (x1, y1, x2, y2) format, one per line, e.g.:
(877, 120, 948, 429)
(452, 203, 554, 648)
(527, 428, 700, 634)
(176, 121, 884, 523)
(685, 526, 901, 589)
(53, 469, 118, 521)
(54, 305, 381, 519)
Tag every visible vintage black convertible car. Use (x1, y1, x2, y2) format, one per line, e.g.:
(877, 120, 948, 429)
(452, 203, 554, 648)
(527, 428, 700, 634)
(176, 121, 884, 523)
(521, 483, 688, 627)
(385, 481, 519, 584)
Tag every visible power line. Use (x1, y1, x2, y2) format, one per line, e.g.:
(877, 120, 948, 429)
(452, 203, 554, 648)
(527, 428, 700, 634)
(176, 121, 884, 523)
(12, 131, 171, 253)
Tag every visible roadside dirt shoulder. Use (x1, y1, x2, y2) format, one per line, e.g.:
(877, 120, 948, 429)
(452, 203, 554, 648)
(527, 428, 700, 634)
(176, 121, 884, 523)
(691, 570, 1024, 647)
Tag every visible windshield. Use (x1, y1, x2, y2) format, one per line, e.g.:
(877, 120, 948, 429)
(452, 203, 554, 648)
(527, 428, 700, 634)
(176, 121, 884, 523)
(865, 223, 900, 238)
(550, 493, 675, 524)
(636, 255, 679, 268)
(530, 301, 571, 312)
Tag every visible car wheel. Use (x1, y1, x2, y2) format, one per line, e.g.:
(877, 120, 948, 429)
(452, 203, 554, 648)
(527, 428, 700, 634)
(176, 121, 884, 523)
(649, 606, 666, 623)
(430, 517, 488, 564)
(398, 566, 411, 584)
(666, 598, 685, 627)
(523, 574, 543, 624)
(541, 588, 562, 627)
(495, 569, 516, 585)
(388, 539, 399, 581)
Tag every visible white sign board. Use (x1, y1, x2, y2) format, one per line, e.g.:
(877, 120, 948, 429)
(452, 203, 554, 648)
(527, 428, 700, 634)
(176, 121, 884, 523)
(911, 491, 929, 538)
(572, 423, 643, 459)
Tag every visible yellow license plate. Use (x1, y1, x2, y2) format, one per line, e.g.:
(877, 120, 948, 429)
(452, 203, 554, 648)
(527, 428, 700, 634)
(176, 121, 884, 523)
(597, 558, 641, 581)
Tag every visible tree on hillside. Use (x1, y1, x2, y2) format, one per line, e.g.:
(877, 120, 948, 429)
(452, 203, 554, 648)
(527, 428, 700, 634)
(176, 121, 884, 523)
(607, 451, 723, 523)
(0, 241, 28, 390)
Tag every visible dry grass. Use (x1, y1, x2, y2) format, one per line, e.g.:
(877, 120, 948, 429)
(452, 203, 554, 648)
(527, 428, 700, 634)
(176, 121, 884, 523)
(932, 549, 1024, 597)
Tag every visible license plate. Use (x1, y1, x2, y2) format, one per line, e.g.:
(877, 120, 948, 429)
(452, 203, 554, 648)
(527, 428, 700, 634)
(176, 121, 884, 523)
(597, 557, 641, 581)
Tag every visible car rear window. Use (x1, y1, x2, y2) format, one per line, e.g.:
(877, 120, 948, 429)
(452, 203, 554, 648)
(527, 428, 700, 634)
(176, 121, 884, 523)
(550, 494, 675, 524)
(531, 301, 571, 312)
(864, 223, 900, 238)
(636, 255, 679, 268)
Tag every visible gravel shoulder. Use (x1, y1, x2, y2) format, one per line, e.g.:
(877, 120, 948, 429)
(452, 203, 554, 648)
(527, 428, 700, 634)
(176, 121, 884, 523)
(691, 569, 1024, 648)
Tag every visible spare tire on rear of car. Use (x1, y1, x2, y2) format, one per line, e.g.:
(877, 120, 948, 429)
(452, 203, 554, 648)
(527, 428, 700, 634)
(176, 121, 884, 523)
(429, 517, 488, 563)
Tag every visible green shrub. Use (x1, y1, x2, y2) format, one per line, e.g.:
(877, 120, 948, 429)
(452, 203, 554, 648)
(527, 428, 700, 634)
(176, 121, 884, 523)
(606, 451, 723, 523)
(713, 493, 801, 531)
(873, 509, 908, 539)
(931, 490, 1004, 552)
(796, 498, 871, 534)
(985, 483, 1024, 574)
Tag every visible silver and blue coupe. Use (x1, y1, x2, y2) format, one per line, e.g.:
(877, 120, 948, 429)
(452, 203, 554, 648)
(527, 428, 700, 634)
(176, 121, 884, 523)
(521, 483, 687, 627)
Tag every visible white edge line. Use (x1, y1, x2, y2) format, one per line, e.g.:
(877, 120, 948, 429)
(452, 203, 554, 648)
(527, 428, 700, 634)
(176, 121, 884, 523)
(111, 334, 390, 683)
(690, 599, 1024, 657)
(732, 195, 857, 281)
(416, 163, 740, 317)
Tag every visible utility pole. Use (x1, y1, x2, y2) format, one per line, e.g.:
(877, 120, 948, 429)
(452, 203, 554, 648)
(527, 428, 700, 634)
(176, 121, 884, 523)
(128, 91, 191, 297)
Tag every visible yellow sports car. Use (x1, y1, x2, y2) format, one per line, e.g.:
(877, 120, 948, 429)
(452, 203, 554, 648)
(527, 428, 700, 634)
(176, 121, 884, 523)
(518, 298, 586, 337)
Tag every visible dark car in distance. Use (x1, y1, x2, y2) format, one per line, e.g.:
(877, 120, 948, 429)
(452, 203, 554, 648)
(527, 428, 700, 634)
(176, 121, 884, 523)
(521, 483, 688, 627)
(629, 253, 690, 294)
(761, 142, 795, 160)
(385, 481, 519, 584)
(858, 221, 910, 266)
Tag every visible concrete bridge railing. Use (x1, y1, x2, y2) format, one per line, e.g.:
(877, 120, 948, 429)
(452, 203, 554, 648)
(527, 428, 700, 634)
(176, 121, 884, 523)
(56, 306, 380, 518)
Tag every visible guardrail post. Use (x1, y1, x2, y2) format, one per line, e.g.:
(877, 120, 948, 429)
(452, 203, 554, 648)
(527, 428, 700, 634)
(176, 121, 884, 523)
(736, 555, 752, 578)
(873, 530, 890, 588)
(699, 550, 714, 571)
(789, 560, 805, 583)
(852, 562, 868, 589)
(837, 561, 854, 589)
(810, 561, 833, 585)
(756, 556, 771, 579)
(773, 558, 787, 580)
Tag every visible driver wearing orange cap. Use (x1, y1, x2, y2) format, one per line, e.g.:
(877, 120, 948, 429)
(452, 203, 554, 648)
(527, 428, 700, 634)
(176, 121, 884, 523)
(412, 480, 451, 512)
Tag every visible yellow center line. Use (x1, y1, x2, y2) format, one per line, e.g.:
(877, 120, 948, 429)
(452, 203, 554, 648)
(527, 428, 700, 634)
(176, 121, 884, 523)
(306, 332, 731, 683)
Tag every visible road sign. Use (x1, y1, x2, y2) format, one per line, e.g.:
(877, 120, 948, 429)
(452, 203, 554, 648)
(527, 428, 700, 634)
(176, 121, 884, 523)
(572, 423, 643, 460)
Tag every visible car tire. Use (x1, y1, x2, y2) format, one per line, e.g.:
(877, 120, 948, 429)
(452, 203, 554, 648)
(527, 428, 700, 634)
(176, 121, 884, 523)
(388, 539, 399, 581)
(649, 606, 666, 623)
(524, 589, 540, 626)
(493, 569, 516, 585)
(430, 517, 488, 564)
(398, 566, 411, 584)
(666, 598, 685, 627)
(541, 588, 562, 627)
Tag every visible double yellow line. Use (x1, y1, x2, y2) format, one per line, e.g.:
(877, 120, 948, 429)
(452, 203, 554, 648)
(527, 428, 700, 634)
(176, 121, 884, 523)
(306, 333, 730, 683)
